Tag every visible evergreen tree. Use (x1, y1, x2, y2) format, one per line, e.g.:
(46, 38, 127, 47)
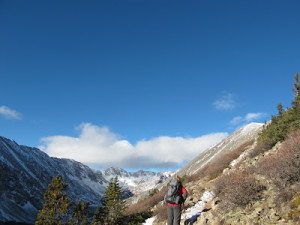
(291, 72, 300, 129)
(36, 175, 90, 225)
(92, 176, 126, 225)
(277, 102, 284, 116)
(104, 176, 126, 224)
(292, 72, 300, 99)
(72, 199, 90, 225)
(258, 73, 300, 145)
(36, 174, 72, 225)
(91, 207, 106, 225)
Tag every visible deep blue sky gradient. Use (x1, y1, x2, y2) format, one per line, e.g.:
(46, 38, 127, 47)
(1, 0, 299, 148)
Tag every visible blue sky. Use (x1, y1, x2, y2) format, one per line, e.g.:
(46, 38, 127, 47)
(0, 0, 299, 171)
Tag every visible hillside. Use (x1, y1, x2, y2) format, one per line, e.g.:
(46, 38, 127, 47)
(0, 137, 171, 224)
(1, 74, 299, 224)
(142, 126, 299, 225)
(126, 123, 264, 208)
(0, 136, 107, 224)
(139, 74, 300, 225)
(180, 130, 300, 225)
(178, 122, 263, 177)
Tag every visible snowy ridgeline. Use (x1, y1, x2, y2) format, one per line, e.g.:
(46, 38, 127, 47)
(102, 167, 175, 190)
(182, 123, 264, 176)
(0, 123, 262, 223)
(0, 136, 174, 223)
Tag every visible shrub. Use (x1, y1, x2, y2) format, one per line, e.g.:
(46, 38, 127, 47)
(198, 140, 254, 181)
(156, 203, 168, 222)
(288, 194, 300, 222)
(122, 211, 153, 225)
(148, 189, 158, 197)
(182, 173, 198, 184)
(248, 141, 273, 158)
(124, 187, 167, 215)
(214, 170, 266, 208)
(257, 129, 300, 187)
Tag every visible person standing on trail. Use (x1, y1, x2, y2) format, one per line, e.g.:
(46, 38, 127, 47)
(164, 177, 188, 225)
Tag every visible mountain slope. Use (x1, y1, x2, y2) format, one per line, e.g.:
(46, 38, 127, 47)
(102, 167, 174, 192)
(135, 123, 266, 224)
(0, 136, 173, 224)
(187, 130, 300, 224)
(177, 123, 263, 177)
(0, 136, 107, 223)
(124, 123, 265, 220)
(148, 123, 300, 225)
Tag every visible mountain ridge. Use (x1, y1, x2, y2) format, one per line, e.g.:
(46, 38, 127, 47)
(124, 123, 264, 208)
(0, 123, 271, 224)
(178, 122, 264, 176)
(0, 136, 170, 223)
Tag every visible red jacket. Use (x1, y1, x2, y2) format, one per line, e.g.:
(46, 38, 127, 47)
(167, 186, 188, 206)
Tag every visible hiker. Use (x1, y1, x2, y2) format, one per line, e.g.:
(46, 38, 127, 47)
(164, 177, 188, 225)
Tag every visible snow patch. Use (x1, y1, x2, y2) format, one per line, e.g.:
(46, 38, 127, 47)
(142, 216, 157, 225)
(240, 123, 263, 135)
(182, 191, 214, 223)
(230, 159, 237, 167)
(1, 141, 40, 182)
(22, 201, 37, 215)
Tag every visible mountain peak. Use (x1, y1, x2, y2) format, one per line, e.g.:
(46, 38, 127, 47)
(0, 137, 107, 223)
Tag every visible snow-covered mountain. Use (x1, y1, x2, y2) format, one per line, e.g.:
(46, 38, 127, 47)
(0, 123, 264, 224)
(177, 122, 264, 177)
(0, 136, 108, 223)
(0, 136, 173, 224)
(102, 167, 174, 190)
(128, 123, 264, 207)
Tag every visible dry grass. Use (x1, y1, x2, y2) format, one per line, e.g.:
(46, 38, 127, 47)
(126, 130, 300, 222)
(257, 129, 300, 186)
(255, 129, 300, 203)
(214, 170, 266, 208)
(213, 129, 300, 210)
(124, 187, 167, 215)
(185, 140, 254, 183)
(248, 141, 273, 158)
(156, 203, 168, 222)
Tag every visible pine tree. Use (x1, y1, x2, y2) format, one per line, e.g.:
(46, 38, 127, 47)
(259, 73, 300, 145)
(36, 174, 72, 225)
(72, 199, 90, 225)
(91, 206, 105, 225)
(92, 176, 126, 225)
(277, 102, 284, 116)
(36, 175, 90, 225)
(291, 72, 300, 129)
(292, 72, 300, 99)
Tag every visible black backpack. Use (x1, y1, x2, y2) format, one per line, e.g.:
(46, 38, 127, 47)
(164, 178, 181, 204)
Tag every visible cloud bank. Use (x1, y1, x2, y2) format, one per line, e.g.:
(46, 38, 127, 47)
(230, 112, 267, 126)
(40, 123, 228, 170)
(0, 106, 22, 120)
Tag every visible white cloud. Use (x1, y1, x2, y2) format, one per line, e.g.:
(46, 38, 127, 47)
(0, 106, 22, 120)
(40, 123, 228, 170)
(245, 113, 266, 122)
(230, 112, 266, 126)
(213, 92, 236, 111)
(230, 116, 243, 125)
